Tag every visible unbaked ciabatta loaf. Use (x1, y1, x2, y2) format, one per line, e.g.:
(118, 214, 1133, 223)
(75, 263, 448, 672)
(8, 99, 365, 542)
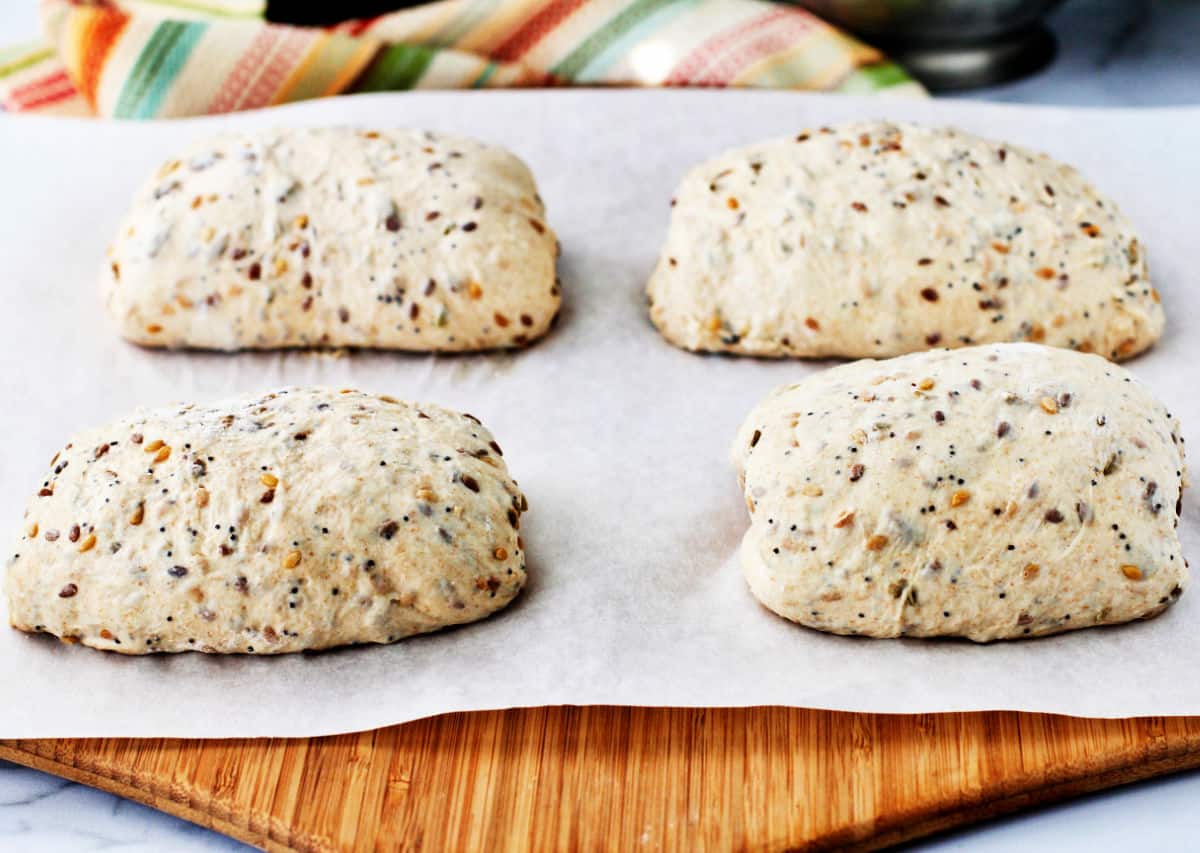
(105, 127, 560, 351)
(5, 388, 528, 654)
(733, 343, 1187, 641)
(649, 121, 1163, 361)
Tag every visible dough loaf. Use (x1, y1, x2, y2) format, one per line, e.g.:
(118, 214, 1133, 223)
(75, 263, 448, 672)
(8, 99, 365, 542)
(6, 388, 528, 654)
(733, 343, 1187, 641)
(649, 121, 1162, 361)
(105, 128, 560, 351)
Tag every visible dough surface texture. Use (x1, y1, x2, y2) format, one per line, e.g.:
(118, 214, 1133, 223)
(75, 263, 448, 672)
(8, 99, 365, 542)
(649, 121, 1162, 361)
(733, 343, 1187, 641)
(6, 387, 528, 654)
(105, 127, 559, 351)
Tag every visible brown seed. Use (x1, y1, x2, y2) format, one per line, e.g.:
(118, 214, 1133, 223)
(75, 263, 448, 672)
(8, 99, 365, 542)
(68, 525, 80, 542)
(1035, 267, 1055, 279)
(997, 421, 1011, 438)
(804, 316, 820, 331)
(260, 489, 275, 504)
(727, 197, 740, 210)
(145, 324, 163, 334)
(1121, 564, 1143, 581)
(493, 547, 508, 560)
(494, 312, 510, 327)
(1044, 509, 1064, 524)
(468, 282, 483, 300)
(866, 534, 889, 551)
(59, 583, 78, 598)
(920, 288, 939, 302)
(196, 487, 209, 508)
(26, 522, 38, 538)
(833, 510, 855, 529)
(991, 242, 1010, 254)
(380, 520, 399, 539)
(950, 490, 970, 507)
(851, 201, 867, 212)
(1023, 563, 1040, 580)
(260, 473, 279, 488)
(78, 534, 96, 553)
(460, 475, 480, 493)
(153, 446, 171, 463)
(1039, 397, 1059, 414)
(94, 444, 110, 460)
(130, 503, 145, 526)
(283, 550, 302, 569)
(144, 439, 164, 453)
(848, 464, 865, 482)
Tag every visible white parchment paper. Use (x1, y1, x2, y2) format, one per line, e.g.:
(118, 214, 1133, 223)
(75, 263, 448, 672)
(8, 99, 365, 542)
(0, 91, 1197, 737)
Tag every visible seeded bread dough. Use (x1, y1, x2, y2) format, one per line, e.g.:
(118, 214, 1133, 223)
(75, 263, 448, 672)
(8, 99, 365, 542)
(105, 128, 560, 351)
(5, 388, 528, 654)
(649, 121, 1163, 361)
(733, 343, 1187, 641)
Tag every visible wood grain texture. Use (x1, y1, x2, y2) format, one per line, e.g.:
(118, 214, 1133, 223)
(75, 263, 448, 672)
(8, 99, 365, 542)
(4, 709, 1200, 852)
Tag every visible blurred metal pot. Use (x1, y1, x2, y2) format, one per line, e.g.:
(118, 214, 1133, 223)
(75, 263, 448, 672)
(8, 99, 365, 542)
(797, 0, 1067, 90)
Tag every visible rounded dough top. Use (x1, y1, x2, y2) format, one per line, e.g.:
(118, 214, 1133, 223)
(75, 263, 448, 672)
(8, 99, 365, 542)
(649, 121, 1162, 361)
(105, 127, 560, 352)
(734, 343, 1187, 641)
(6, 387, 528, 654)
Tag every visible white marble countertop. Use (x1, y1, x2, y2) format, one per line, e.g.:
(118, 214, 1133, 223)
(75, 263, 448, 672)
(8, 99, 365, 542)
(2, 0, 1199, 850)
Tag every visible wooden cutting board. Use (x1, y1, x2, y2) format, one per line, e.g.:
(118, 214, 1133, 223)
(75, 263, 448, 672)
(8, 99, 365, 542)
(3, 708, 1200, 851)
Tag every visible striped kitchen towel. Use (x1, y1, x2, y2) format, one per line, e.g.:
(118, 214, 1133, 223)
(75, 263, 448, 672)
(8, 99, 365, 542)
(1, 0, 922, 118)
